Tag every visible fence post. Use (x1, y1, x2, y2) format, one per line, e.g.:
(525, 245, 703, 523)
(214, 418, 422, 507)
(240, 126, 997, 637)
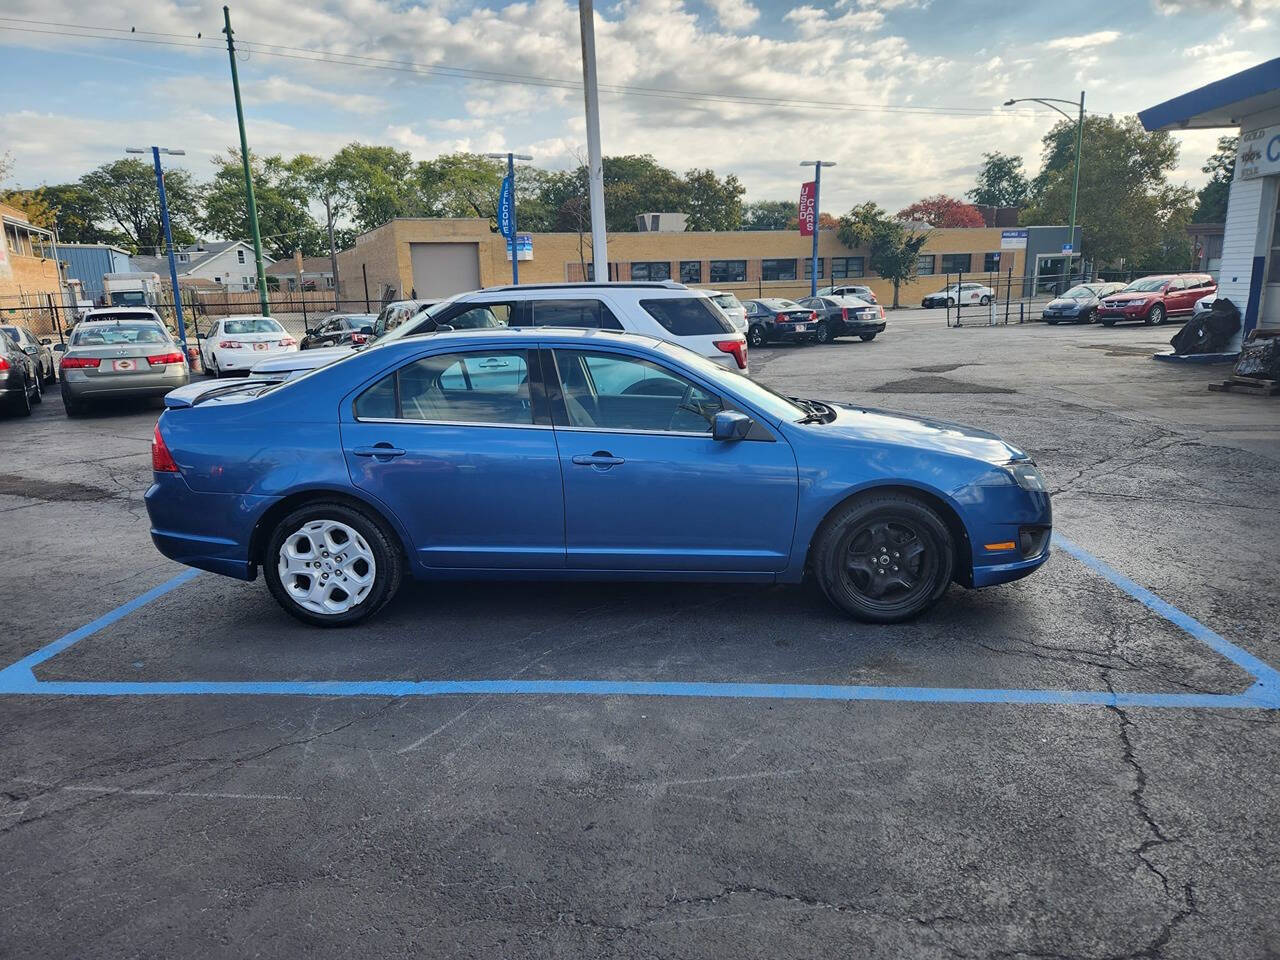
(302, 294, 309, 334)
(1004, 266, 1012, 325)
(362, 264, 370, 312)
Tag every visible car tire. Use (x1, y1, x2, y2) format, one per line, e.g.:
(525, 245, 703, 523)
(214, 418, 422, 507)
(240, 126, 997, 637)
(859, 333, 877, 342)
(979, 295, 992, 306)
(814, 320, 832, 344)
(1046, 318, 1059, 326)
(264, 501, 403, 627)
(747, 325, 766, 349)
(812, 492, 955, 623)
(30, 374, 42, 404)
(946, 297, 956, 308)
(12, 376, 32, 417)
(1145, 304, 1166, 326)
(1082, 309, 1096, 324)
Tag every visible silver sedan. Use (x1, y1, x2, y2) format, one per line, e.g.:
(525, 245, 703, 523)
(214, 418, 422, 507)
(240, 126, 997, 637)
(58, 319, 190, 416)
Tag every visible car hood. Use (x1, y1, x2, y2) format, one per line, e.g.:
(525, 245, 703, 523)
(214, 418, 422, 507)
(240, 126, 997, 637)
(250, 345, 353, 373)
(1046, 297, 1090, 309)
(813, 403, 1027, 465)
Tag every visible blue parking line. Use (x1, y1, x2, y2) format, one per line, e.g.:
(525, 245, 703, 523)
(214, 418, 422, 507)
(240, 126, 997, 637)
(0, 538, 1276, 709)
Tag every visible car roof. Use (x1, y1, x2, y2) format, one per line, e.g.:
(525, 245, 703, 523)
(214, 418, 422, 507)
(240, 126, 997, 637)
(366, 325, 663, 353)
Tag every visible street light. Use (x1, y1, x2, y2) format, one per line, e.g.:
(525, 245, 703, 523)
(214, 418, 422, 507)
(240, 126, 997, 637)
(799, 161, 836, 297)
(1004, 91, 1085, 286)
(485, 152, 533, 284)
(126, 146, 188, 347)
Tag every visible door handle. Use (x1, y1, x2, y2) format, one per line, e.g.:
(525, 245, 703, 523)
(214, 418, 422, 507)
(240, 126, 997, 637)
(478, 359, 510, 368)
(572, 452, 625, 467)
(353, 444, 406, 460)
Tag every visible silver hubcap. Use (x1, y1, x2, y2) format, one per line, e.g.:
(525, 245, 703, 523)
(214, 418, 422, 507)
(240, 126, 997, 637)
(277, 519, 376, 615)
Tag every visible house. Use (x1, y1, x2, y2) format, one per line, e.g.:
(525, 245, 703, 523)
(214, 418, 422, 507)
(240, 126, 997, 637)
(134, 240, 274, 293)
(1, 200, 61, 304)
(264, 256, 334, 292)
(50, 243, 133, 300)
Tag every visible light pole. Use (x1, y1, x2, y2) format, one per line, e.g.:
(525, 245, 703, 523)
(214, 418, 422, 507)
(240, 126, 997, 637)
(799, 161, 836, 297)
(126, 146, 188, 346)
(222, 5, 270, 316)
(578, 0, 608, 282)
(1005, 91, 1085, 285)
(485, 152, 533, 284)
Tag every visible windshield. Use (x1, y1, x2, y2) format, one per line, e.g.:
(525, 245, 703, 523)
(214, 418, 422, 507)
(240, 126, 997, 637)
(1124, 277, 1169, 292)
(72, 322, 170, 345)
(0, 326, 20, 341)
(1061, 285, 1097, 299)
(653, 340, 806, 422)
(223, 318, 284, 335)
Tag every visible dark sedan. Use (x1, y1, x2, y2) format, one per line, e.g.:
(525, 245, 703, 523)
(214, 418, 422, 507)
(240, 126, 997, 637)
(744, 299, 819, 347)
(797, 296, 887, 344)
(299, 313, 379, 350)
(1041, 283, 1127, 325)
(0, 324, 56, 383)
(0, 328, 42, 416)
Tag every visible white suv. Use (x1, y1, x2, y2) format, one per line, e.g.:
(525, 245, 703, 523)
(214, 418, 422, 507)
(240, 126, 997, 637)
(250, 282, 749, 380)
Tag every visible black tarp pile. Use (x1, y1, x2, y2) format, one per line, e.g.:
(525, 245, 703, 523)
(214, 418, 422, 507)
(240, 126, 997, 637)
(1234, 332, 1280, 380)
(1170, 298, 1241, 355)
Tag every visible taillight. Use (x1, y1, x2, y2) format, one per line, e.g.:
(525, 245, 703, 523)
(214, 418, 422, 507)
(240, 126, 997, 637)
(714, 339, 748, 370)
(809, 311, 818, 322)
(0, 358, 8, 371)
(147, 352, 185, 366)
(879, 306, 886, 319)
(61, 355, 101, 369)
(151, 423, 179, 473)
(350, 334, 368, 345)
(218, 340, 243, 349)
(280, 337, 297, 346)
(841, 307, 849, 321)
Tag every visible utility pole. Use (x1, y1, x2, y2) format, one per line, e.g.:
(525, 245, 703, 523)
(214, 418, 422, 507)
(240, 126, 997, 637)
(577, 0, 608, 282)
(486, 151, 533, 284)
(323, 194, 339, 301)
(222, 5, 270, 316)
(126, 146, 188, 345)
(800, 161, 836, 297)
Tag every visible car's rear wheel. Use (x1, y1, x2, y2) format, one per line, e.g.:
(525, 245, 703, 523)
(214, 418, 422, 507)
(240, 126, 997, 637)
(1145, 304, 1166, 326)
(264, 502, 403, 627)
(812, 493, 954, 623)
(747, 325, 766, 348)
(30, 374, 42, 404)
(979, 295, 992, 306)
(946, 297, 956, 307)
(1081, 309, 1096, 324)
(11, 376, 32, 417)
(814, 320, 832, 344)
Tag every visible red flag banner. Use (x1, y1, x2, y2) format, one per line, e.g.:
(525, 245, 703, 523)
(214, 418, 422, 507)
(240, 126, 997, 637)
(798, 181, 816, 237)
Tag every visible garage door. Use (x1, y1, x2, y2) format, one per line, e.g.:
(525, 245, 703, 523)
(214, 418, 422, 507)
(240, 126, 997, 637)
(409, 243, 480, 298)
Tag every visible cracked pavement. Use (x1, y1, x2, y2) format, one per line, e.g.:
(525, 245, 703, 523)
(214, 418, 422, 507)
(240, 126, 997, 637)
(1, 316, 1278, 958)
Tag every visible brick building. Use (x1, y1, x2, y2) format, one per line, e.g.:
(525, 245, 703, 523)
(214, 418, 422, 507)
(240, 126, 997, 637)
(0, 200, 61, 304)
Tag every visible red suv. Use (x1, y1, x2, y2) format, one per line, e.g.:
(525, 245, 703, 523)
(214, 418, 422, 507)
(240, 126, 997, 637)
(1096, 274, 1217, 326)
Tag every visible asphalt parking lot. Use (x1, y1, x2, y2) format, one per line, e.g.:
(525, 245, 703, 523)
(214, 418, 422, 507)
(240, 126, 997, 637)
(3, 312, 1278, 959)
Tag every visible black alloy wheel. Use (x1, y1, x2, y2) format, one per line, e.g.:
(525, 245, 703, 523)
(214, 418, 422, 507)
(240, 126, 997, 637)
(814, 320, 832, 344)
(747, 325, 766, 349)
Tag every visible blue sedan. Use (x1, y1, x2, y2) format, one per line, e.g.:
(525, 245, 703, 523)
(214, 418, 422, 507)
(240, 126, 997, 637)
(146, 328, 1051, 626)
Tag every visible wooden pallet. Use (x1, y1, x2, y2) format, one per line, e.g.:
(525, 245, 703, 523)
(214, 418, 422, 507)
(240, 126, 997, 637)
(1209, 374, 1280, 396)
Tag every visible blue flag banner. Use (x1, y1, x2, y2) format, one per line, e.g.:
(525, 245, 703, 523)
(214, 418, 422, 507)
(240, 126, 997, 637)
(498, 174, 515, 239)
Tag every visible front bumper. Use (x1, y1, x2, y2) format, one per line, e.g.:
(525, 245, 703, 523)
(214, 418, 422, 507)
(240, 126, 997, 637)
(1097, 303, 1150, 321)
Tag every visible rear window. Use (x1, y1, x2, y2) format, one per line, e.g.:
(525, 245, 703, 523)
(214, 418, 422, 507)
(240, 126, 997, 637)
(224, 318, 284, 335)
(711, 294, 741, 311)
(639, 297, 735, 336)
(72, 323, 170, 345)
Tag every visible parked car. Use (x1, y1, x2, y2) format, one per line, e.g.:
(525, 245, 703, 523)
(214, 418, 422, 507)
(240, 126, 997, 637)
(922, 283, 995, 308)
(147, 328, 1051, 627)
(250, 282, 748, 381)
(744, 299, 819, 347)
(797, 296, 887, 344)
(0, 328, 42, 416)
(1096, 274, 1217, 326)
(199, 316, 299, 377)
(818, 284, 878, 305)
(58, 317, 189, 416)
(0, 323, 56, 383)
(705, 291, 747, 332)
(1040, 282, 1128, 325)
(1192, 292, 1217, 320)
(370, 299, 437, 340)
(300, 313, 379, 351)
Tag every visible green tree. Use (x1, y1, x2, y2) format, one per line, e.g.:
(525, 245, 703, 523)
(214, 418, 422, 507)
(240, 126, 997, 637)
(78, 158, 199, 253)
(326, 143, 423, 233)
(682, 168, 745, 231)
(967, 152, 1029, 208)
(417, 153, 505, 219)
(837, 202, 932, 309)
(1192, 135, 1237, 223)
(743, 200, 796, 230)
(201, 151, 324, 260)
(41, 183, 129, 245)
(1020, 114, 1195, 266)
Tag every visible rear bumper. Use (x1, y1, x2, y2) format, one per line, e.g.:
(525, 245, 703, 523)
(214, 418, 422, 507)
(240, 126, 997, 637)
(838, 321, 886, 335)
(145, 475, 270, 581)
(62, 369, 189, 399)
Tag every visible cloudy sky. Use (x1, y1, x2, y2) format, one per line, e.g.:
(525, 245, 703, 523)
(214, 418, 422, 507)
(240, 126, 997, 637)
(1, 0, 1277, 217)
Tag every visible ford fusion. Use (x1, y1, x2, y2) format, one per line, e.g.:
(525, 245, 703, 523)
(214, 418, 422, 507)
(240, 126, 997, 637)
(145, 328, 1051, 627)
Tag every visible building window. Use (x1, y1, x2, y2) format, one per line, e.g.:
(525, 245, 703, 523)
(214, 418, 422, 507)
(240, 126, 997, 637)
(630, 261, 671, 281)
(804, 257, 824, 280)
(983, 252, 1001, 273)
(761, 258, 797, 281)
(831, 256, 864, 279)
(709, 259, 747, 283)
(940, 253, 972, 274)
(679, 260, 702, 284)
(237, 249, 246, 263)
(917, 255, 935, 276)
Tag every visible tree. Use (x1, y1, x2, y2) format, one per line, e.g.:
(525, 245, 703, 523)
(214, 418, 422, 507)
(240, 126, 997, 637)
(742, 200, 796, 230)
(1192, 135, 1237, 223)
(837, 202, 932, 308)
(201, 151, 324, 260)
(326, 143, 423, 232)
(41, 183, 128, 245)
(78, 158, 199, 253)
(682, 168, 745, 231)
(896, 194, 985, 228)
(784, 211, 838, 231)
(1021, 114, 1195, 266)
(967, 152, 1029, 208)
(417, 153, 506, 220)
(0, 188, 55, 229)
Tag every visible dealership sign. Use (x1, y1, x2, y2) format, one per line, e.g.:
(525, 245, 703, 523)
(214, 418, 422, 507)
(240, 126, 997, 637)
(504, 233, 533, 261)
(798, 181, 816, 237)
(1001, 229, 1028, 249)
(1236, 124, 1280, 181)
(497, 174, 516, 238)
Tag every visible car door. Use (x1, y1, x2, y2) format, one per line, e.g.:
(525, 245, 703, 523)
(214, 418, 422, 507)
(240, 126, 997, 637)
(1166, 277, 1190, 313)
(341, 346, 565, 569)
(548, 346, 798, 572)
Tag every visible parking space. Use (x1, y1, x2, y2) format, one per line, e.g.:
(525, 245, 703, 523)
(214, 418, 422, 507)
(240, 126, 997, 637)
(3, 316, 1279, 958)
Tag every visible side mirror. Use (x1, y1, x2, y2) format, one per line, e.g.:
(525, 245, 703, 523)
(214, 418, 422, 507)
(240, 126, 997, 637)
(40, 338, 52, 345)
(24, 346, 38, 355)
(358, 325, 374, 334)
(435, 323, 454, 333)
(712, 409, 753, 441)
(196, 332, 206, 339)
(53, 342, 66, 352)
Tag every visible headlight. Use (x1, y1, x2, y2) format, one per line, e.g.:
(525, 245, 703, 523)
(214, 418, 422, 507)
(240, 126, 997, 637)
(1006, 461, 1046, 492)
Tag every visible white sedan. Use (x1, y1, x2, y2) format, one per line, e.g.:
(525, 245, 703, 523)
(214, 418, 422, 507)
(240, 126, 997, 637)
(199, 316, 298, 377)
(922, 282, 996, 308)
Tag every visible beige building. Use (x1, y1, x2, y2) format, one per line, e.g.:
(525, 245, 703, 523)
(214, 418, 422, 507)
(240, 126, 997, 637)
(0, 201, 61, 304)
(336, 218, 1032, 306)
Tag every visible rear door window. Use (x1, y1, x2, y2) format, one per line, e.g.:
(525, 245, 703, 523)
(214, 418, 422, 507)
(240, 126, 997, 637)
(639, 297, 735, 336)
(355, 349, 538, 425)
(529, 299, 623, 330)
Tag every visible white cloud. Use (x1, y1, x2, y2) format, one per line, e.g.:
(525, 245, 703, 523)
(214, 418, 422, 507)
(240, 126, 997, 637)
(1044, 30, 1121, 51)
(705, 0, 760, 30)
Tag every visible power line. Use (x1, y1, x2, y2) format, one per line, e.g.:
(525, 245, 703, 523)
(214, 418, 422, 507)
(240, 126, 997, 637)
(0, 17, 1062, 119)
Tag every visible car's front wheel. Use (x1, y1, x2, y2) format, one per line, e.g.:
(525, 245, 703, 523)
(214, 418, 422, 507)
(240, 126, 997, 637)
(264, 502, 403, 627)
(1145, 304, 1166, 326)
(979, 295, 992, 306)
(30, 374, 42, 404)
(812, 493, 954, 623)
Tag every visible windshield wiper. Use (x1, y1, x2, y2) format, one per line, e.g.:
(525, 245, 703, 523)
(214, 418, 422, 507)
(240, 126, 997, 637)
(790, 397, 834, 424)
